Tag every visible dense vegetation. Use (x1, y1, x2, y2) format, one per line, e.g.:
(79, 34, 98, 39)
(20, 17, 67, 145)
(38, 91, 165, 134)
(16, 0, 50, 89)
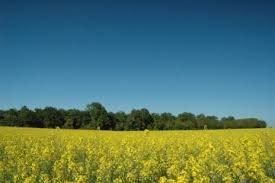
(0, 102, 267, 130)
(0, 128, 274, 182)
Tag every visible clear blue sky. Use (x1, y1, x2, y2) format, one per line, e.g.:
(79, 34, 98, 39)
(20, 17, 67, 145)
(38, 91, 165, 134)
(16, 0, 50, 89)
(0, 0, 274, 126)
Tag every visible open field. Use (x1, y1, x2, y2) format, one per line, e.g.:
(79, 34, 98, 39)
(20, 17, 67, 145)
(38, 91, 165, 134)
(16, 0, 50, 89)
(0, 127, 274, 183)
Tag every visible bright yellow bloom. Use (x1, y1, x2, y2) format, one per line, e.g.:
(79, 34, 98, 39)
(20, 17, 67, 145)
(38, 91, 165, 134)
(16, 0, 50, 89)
(0, 127, 274, 182)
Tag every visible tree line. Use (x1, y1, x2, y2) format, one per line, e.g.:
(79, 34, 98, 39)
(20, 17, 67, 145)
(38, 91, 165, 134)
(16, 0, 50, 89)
(0, 102, 267, 130)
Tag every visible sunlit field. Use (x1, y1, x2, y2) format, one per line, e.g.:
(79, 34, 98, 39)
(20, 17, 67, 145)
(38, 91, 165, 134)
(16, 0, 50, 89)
(0, 127, 274, 183)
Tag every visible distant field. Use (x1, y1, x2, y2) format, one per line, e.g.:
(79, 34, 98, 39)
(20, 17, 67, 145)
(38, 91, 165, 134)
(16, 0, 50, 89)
(0, 127, 274, 182)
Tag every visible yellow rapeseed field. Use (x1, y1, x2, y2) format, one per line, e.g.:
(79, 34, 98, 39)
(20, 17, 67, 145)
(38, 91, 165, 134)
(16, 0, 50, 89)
(0, 127, 274, 183)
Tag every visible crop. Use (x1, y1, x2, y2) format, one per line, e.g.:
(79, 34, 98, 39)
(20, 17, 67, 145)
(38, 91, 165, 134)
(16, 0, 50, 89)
(0, 127, 274, 182)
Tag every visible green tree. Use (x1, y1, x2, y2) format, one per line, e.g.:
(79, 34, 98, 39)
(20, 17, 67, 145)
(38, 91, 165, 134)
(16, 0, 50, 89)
(63, 109, 83, 129)
(176, 112, 196, 130)
(196, 114, 206, 129)
(33, 108, 44, 128)
(2, 109, 18, 126)
(42, 107, 65, 128)
(127, 108, 153, 130)
(0, 103, 268, 130)
(106, 112, 117, 130)
(86, 102, 109, 129)
(160, 113, 176, 130)
(204, 116, 220, 129)
(153, 113, 175, 130)
(0, 110, 4, 121)
(18, 106, 36, 127)
(151, 113, 161, 130)
(197, 114, 220, 129)
(79, 111, 91, 128)
(115, 111, 127, 130)
(221, 116, 235, 129)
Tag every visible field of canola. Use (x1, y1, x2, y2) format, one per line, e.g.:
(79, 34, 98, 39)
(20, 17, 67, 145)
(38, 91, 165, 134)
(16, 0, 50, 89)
(0, 127, 274, 183)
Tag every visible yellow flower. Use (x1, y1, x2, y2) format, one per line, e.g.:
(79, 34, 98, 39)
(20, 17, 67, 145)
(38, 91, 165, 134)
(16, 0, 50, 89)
(0, 127, 274, 182)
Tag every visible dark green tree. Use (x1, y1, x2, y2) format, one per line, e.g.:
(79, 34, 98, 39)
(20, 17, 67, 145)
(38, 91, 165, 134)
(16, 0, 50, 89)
(208, 116, 220, 129)
(105, 112, 117, 130)
(153, 113, 175, 130)
(1, 109, 18, 126)
(115, 111, 127, 130)
(63, 109, 83, 129)
(196, 114, 206, 129)
(151, 113, 161, 130)
(42, 107, 65, 128)
(221, 116, 236, 129)
(160, 113, 176, 130)
(34, 108, 45, 127)
(0, 103, 268, 130)
(127, 108, 153, 130)
(18, 106, 36, 127)
(176, 112, 196, 130)
(86, 102, 109, 129)
(0, 110, 4, 123)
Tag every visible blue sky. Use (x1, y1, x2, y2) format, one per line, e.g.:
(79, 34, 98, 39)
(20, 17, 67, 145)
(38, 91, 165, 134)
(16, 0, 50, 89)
(0, 0, 275, 126)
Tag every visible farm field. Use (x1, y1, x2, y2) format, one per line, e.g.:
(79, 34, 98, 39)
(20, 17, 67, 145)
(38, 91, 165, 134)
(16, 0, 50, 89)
(0, 127, 274, 183)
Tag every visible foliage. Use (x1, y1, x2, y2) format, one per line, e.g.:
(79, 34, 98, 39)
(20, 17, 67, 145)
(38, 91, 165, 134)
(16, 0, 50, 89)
(0, 102, 267, 130)
(86, 102, 109, 129)
(0, 127, 274, 182)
